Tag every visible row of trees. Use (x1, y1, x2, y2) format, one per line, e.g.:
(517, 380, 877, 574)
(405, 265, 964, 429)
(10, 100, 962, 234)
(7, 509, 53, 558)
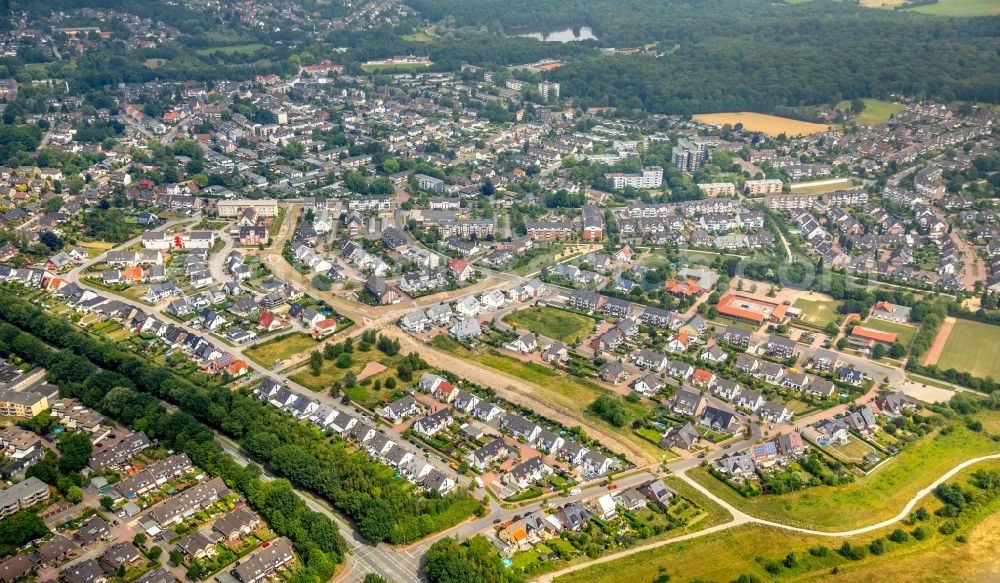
(0, 287, 479, 545)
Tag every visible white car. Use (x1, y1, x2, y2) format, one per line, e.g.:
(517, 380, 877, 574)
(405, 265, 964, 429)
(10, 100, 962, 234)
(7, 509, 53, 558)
(569, 487, 582, 496)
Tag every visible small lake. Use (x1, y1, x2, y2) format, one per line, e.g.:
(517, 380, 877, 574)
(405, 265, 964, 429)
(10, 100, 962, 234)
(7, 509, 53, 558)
(511, 26, 597, 42)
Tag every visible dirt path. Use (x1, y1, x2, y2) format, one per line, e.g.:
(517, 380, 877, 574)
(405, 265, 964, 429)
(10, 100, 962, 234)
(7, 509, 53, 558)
(385, 328, 655, 466)
(922, 316, 955, 366)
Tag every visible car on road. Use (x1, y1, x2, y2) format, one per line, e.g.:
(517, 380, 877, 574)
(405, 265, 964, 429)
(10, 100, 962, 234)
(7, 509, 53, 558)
(607, 483, 617, 490)
(697, 453, 707, 458)
(723, 444, 732, 449)
(569, 487, 582, 496)
(493, 518, 502, 524)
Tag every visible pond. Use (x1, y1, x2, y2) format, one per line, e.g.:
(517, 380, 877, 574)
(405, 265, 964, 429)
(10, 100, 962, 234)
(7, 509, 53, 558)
(511, 26, 597, 42)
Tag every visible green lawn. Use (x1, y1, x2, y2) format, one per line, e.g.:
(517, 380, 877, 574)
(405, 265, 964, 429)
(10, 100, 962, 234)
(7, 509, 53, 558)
(502, 306, 596, 343)
(195, 43, 265, 56)
(936, 319, 1000, 379)
(244, 333, 317, 367)
(792, 296, 844, 328)
(836, 98, 905, 125)
(825, 436, 878, 463)
(289, 349, 408, 404)
(361, 63, 431, 73)
(431, 335, 664, 463)
(688, 420, 999, 530)
(863, 318, 919, 348)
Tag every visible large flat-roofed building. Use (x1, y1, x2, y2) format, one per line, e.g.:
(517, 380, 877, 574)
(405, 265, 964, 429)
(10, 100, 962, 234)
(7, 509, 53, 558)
(765, 193, 815, 210)
(0, 476, 49, 518)
(217, 199, 279, 218)
(717, 294, 787, 325)
(698, 182, 737, 197)
(606, 166, 663, 190)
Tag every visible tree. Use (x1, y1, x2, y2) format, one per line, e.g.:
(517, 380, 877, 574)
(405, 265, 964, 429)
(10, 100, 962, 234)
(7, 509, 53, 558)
(100, 496, 115, 510)
(40, 231, 63, 251)
(309, 351, 323, 376)
(357, 501, 396, 543)
(133, 533, 147, 547)
(169, 549, 183, 566)
(66, 486, 83, 504)
(0, 510, 49, 548)
(57, 432, 93, 474)
(147, 545, 163, 560)
(364, 575, 391, 583)
(871, 343, 885, 359)
(335, 353, 352, 369)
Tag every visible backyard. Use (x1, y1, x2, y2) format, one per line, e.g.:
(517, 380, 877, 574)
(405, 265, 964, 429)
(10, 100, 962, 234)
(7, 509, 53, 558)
(824, 436, 879, 463)
(687, 419, 999, 530)
(502, 306, 596, 343)
(244, 333, 317, 367)
(430, 335, 664, 462)
(935, 319, 1000, 379)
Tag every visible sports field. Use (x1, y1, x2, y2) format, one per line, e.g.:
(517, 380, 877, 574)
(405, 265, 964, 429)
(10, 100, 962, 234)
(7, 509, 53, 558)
(692, 112, 831, 137)
(502, 306, 596, 343)
(195, 43, 265, 56)
(792, 296, 844, 328)
(836, 98, 904, 125)
(935, 319, 1000, 379)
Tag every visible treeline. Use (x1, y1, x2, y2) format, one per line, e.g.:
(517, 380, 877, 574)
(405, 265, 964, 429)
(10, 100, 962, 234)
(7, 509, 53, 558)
(0, 288, 480, 545)
(425, 536, 523, 583)
(0, 322, 345, 583)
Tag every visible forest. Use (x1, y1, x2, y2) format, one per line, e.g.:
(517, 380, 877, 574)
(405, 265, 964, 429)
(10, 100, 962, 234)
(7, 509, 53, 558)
(410, 0, 1000, 111)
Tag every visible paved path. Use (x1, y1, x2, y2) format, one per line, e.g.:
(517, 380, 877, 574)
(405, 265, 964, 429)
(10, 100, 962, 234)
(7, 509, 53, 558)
(536, 454, 1000, 582)
(922, 316, 955, 366)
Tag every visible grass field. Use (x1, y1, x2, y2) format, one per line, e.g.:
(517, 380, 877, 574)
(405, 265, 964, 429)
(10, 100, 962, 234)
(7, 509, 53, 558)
(431, 335, 664, 462)
(512, 244, 570, 276)
(289, 349, 407, 404)
(143, 58, 168, 69)
(935, 319, 1000, 379)
(863, 318, 919, 348)
(910, 0, 1000, 15)
(836, 98, 905, 126)
(244, 333, 317, 367)
(502, 306, 596, 343)
(195, 43, 265, 56)
(792, 296, 844, 328)
(557, 471, 1000, 583)
(692, 112, 831, 137)
(789, 178, 855, 195)
(826, 436, 878, 463)
(687, 420, 999, 530)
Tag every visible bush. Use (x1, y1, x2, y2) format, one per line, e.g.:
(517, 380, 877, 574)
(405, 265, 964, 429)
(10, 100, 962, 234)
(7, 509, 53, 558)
(912, 526, 931, 540)
(889, 528, 910, 543)
(868, 537, 887, 555)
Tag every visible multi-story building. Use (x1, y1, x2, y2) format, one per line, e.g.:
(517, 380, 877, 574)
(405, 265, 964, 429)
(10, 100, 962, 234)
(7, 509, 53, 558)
(745, 179, 784, 196)
(0, 388, 48, 418)
(671, 139, 708, 172)
(538, 81, 560, 101)
(605, 166, 663, 189)
(525, 220, 573, 241)
(764, 193, 814, 210)
(217, 199, 279, 218)
(415, 174, 445, 193)
(698, 182, 737, 197)
(0, 476, 49, 518)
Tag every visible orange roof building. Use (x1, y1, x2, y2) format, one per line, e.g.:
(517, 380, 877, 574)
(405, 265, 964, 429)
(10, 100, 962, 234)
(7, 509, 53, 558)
(717, 294, 784, 324)
(692, 368, 715, 387)
(849, 326, 896, 345)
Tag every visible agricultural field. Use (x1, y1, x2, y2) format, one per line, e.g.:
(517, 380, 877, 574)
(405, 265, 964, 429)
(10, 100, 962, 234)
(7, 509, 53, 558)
(836, 98, 905, 125)
(502, 306, 596, 343)
(244, 333, 317, 367)
(692, 112, 831, 137)
(792, 296, 844, 328)
(863, 318, 919, 348)
(687, 419, 998, 530)
(195, 43, 265, 56)
(934, 319, 1000, 379)
(430, 335, 663, 462)
(789, 178, 855, 195)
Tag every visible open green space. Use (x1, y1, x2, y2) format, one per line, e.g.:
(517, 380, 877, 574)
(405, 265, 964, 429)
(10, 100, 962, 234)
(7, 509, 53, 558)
(688, 419, 999, 530)
(502, 306, 596, 343)
(836, 98, 905, 125)
(431, 335, 664, 462)
(936, 319, 1000, 379)
(244, 333, 317, 367)
(862, 317, 919, 348)
(512, 244, 569, 276)
(792, 296, 844, 328)
(825, 436, 878, 463)
(557, 472, 1000, 583)
(289, 349, 409, 406)
(195, 43, 265, 56)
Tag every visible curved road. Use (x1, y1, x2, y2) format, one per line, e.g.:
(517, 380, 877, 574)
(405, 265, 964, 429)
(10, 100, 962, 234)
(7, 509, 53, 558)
(536, 454, 1000, 582)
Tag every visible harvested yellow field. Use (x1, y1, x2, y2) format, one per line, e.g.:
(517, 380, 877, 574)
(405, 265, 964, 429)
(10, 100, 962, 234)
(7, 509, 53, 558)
(693, 112, 832, 137)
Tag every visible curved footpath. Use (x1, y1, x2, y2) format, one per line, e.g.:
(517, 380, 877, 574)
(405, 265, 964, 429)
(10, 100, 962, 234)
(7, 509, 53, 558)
(535, 454, 1000, 582)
